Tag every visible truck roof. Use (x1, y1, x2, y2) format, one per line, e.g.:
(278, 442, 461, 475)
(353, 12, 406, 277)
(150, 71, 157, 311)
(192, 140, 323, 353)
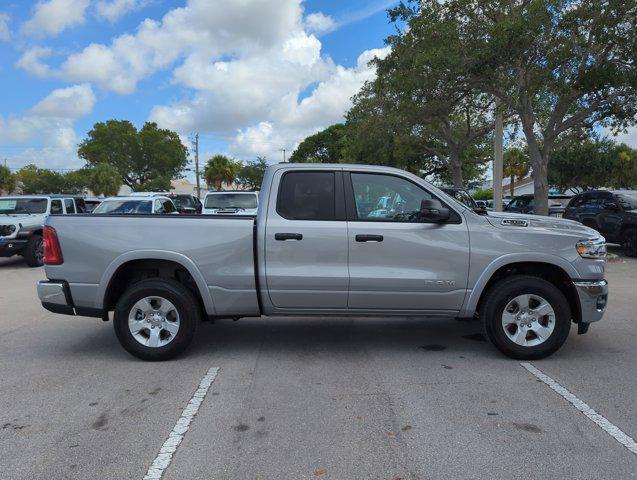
(0, 194, 85, 199)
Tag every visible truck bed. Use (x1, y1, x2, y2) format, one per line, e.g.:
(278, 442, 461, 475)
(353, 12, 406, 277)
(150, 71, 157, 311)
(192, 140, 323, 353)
(45, 214, 260, 317)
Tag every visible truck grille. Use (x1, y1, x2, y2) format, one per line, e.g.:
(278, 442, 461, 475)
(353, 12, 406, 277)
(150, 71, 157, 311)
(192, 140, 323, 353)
(0, 225, 14, 237)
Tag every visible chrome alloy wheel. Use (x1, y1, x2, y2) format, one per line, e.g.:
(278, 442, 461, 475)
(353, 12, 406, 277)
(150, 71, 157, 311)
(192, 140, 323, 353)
(128, 296, 180, 348)
(501, 294, 556, 347)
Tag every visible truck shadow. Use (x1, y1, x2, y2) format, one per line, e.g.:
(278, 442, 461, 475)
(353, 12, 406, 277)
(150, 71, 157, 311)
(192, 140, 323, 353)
(187, 316, 498, 360)
(0, 256, 34, 269)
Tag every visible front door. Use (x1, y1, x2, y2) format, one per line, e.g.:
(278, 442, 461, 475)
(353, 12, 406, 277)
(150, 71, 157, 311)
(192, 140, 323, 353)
(264, 170, 349, 309)
(345, 172, 470, 312)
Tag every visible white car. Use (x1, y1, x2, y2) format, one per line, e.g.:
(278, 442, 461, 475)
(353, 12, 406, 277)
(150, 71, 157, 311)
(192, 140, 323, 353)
(0, 195, 86, 267)
(92, 196, 178, 215)
(203, 191, 259, 215)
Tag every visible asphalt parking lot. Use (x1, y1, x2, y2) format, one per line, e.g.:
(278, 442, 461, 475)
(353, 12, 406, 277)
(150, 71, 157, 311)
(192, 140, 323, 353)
(0, 249, 635, 480)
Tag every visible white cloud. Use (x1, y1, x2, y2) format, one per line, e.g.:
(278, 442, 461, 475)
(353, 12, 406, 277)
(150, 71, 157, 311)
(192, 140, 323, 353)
(31, 84, 96, 118)
(36, 0, 303, 93)
(612, 127, 637, 147)
(0, 85, 96, 169)
(0, 13, 10, 41)
(15, 46, 53, 77)
(227, 47, 391, 160)
(22, 0, 90, 38)
(305, 12, 337, 35)
(96, 0, 142, 22)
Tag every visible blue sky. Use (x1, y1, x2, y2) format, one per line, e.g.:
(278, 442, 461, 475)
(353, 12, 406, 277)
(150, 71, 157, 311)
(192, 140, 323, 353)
(0, 0, 399, 173)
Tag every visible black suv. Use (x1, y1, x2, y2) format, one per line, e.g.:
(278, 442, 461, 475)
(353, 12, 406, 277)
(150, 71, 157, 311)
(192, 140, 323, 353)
(504, 194, 566, 217)
(564, 190, 637, 256)
(166, 193, 203, 214)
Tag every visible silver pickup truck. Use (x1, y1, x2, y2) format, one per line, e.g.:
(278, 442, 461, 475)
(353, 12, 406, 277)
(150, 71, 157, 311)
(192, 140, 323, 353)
(38, 164, 608, 361)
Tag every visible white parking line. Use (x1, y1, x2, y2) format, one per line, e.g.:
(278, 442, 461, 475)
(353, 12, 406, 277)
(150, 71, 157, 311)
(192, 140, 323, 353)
(143, 367, 220, 480)
(521, 362, 637, 455)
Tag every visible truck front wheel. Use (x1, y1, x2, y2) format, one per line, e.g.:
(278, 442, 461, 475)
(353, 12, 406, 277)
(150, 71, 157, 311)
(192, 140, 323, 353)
(24, 234, 44, 267)
(114, 278, 200, 361)
(480, 275, 571, 360)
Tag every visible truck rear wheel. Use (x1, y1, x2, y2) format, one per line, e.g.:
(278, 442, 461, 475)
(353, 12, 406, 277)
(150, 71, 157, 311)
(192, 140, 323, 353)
(114, 278, 200, 361)
(622, 228, 637, 257)
(24, 234, 44, 267)
(480, 275, 571, 360)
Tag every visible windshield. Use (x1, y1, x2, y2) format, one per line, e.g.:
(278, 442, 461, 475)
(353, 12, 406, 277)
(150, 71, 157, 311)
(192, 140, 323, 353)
(169, 195, 193, 209)
(205, 193, 257, 209)
(443, 189, 476, 210)
(507, 197, 533, 209)
(0, 198, 48, 214)
(93, 200, 152, 214)
(617, 194, 637, 210)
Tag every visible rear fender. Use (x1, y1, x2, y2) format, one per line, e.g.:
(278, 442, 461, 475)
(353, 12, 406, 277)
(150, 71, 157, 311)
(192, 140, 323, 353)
(97, 250, 216, 315)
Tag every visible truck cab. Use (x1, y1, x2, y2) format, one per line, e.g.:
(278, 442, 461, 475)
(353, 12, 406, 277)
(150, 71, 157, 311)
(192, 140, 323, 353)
(0, 195, 86, 267)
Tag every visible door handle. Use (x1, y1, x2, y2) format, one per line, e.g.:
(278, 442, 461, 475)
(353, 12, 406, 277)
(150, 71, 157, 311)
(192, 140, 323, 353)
(355, 234, 383, 242)
(275, 233, 303, 241)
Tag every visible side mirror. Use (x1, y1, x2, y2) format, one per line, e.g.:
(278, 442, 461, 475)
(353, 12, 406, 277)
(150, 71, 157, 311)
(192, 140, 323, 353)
(420, 199, 450, 222)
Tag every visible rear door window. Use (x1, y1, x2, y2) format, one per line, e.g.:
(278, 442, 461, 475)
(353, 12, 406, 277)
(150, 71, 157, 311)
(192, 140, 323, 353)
(64, 198, 76, 214)
(50, 200, 63, 214)
(277, 172, 336, 220)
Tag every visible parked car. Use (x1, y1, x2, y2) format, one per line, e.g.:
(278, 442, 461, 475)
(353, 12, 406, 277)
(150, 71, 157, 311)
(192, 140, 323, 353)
(84, 197, 103, 213)
(92, 196, 178, 215)
(564, 190, 637, 256)
(475, 200, 488, 209)
(166, 193, 202, 214)
(0, 194, 86, 267)
(38, 163, 607, 362)
(440, 187, 487, 214)
(505, 194, 566, 217)
(203, 191, 258, 215)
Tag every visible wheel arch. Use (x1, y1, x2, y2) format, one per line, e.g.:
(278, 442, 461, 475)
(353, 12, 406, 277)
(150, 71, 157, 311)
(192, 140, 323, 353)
(98, 251, 215, 315)
(462, 255, 581, 324)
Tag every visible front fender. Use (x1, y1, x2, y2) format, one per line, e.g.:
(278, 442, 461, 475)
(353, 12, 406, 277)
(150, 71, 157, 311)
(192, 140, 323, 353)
(96, 250, 216, 315)
(460, 253, 581, 317)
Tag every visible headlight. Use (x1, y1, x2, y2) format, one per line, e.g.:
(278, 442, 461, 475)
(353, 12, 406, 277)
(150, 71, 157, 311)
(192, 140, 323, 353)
(7, 225, 16, 234)
(576, 239, 607, 258)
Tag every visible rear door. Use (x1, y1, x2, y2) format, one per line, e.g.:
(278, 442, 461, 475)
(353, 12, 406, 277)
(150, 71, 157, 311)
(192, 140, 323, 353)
(345, 171, 470, 312)
(264, 170, 348, 309)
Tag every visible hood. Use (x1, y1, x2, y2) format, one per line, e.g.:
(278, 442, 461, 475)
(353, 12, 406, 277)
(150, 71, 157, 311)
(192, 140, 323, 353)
(485, 211, 600, 239)
(0, 213, 45, 224)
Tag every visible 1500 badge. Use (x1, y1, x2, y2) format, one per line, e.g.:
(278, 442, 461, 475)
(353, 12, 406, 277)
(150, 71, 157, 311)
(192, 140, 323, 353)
(424, 280, 456, 287)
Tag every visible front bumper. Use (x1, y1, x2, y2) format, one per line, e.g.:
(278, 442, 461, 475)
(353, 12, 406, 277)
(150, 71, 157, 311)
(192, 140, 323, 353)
(573, 279, 608, 324)
(0, 238, 28, 257)
(37, 280, 103, 318)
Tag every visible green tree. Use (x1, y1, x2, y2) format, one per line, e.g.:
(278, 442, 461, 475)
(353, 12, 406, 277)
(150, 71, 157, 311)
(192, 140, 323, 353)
(391, 0, 637, 214)
(78, 120, 188, 191)
(204, 155, 241, 191)
(235, 157, 267, 190)
(473, 187, 493, 201)
(89, 163, 121, 196)
(503, 148, 530, 197)
(0, 165, 16, 194)
(610, 144, 637, 190)
(342, 36, 497, 187)
(548, 138, 617, 192)
(16, 165, 65, 194)
(62, 168, 91, 194)
(290, 124, 347, 163)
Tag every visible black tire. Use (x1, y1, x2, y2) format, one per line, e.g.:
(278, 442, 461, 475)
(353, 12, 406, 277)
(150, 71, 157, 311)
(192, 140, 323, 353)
(480, 275, 571, 360)
(24, 234, 44, 267)
(114, 278, 200, 361)
(622, 228, 637, 257)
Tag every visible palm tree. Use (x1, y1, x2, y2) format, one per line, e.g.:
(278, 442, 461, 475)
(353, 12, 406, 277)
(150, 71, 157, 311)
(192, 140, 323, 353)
(204, 155, 241, 191)
(503, 147, 530, 197)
